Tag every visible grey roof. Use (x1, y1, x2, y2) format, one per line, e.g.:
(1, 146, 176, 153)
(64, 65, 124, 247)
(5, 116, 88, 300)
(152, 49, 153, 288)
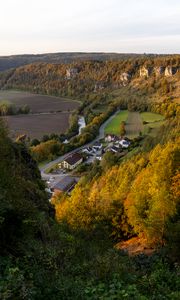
(53, 176, 76, 192)
(64, 152, 82, 166)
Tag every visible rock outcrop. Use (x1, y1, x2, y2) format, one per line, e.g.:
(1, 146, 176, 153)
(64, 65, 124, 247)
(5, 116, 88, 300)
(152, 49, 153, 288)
(140, 66, 152, 78)
(165, 66, 177, 77)
(120, 72, 131, 83)
(66, 68, 78, 79)
(154, 66, 165, 76)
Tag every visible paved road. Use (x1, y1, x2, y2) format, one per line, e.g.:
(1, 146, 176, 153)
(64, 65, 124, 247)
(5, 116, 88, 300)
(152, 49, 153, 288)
(40, 110, 120, 178)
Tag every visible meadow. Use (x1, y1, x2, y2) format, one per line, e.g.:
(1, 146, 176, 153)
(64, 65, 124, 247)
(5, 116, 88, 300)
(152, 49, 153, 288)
(105, 110, 165, 138)
(104, 110, 128, 134)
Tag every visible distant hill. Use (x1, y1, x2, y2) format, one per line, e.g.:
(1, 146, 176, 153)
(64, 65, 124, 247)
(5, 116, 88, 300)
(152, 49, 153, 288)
(0, 52, 163, 71)
(0, 56, 179, 104)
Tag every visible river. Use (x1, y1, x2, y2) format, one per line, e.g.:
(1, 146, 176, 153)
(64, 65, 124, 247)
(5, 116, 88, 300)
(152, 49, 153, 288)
(78, 116, 86, 135)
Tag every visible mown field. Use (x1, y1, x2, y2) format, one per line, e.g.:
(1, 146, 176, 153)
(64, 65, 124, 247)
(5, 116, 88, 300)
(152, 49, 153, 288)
(105, 110, 165, 138)
(125, 112, 143, 139)
(105, 110, 128, 134)
(0, 90, 80, 139)
(141, 112, 164, 123)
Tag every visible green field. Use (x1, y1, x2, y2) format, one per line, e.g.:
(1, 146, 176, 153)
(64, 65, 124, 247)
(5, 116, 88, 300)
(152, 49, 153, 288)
(141, 112, 165, 123)
(105, 110, 128, 134)
(105, 110, 165, 138)
(141, 112, 165, 136)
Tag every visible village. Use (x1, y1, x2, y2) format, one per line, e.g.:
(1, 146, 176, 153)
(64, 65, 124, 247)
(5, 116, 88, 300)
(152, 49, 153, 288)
(46, 134, 131, 196)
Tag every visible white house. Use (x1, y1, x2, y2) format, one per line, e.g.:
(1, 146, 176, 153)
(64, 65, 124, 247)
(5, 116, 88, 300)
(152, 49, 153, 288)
(58, 153, 83, 170)
(92, 141, 102, 151)
(119, 139, 130, 148)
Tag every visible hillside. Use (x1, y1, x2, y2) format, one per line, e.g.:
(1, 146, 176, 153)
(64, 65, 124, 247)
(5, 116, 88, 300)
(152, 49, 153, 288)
(0, 56, 180, 299)
(0, 52, 162, 72)
(0, 56, 179, 104)
(0, 108, 180, 299)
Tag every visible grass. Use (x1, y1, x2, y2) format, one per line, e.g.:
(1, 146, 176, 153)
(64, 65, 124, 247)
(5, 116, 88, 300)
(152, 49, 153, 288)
(141, 112, 165, 137)
(105, 110, 128, 135)
(38, 160, 50, 168)
(104, 111, 165, 139)
(141, 112, 164, 123)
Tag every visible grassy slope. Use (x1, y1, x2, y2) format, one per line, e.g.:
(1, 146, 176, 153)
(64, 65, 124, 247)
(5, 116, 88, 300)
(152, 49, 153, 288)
(105, 110, 128, 135)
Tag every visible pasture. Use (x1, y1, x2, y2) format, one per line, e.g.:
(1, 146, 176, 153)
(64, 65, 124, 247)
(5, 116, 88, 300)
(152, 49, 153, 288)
(0, 90, 80, 139)
(141, 112, 165, 136)
(105, 110, 164, 139)
(140, 112, 164, 123)
(105, 110, 128, 135)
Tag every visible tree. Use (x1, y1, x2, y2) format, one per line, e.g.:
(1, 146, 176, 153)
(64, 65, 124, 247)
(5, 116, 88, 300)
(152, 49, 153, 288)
(120, 121, 126, 136)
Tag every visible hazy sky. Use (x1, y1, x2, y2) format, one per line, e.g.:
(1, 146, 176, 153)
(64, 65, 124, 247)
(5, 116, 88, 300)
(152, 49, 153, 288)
(1, 0, 180, 55)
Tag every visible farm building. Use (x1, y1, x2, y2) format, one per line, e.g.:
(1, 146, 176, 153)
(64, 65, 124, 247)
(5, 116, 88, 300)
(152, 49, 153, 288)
(52, 176, 77, 194)
(58, 153, 83, 170)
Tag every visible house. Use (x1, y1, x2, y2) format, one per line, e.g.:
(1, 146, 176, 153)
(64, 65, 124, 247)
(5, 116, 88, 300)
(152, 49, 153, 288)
(52, 176, 77, 194)
(92, 141, 102, 151)
(58, 153, 83, 170)
(63, 139, 69, 144)
(105, 134, 118, 142)
(96, 155, 102, 161)
(81, 146, 94, 155)
(119, 139, 130, 148)
(109, 145, 121, 153)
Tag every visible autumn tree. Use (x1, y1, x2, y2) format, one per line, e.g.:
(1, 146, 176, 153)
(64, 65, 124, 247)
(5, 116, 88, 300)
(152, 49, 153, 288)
(120, 121, 126, 136)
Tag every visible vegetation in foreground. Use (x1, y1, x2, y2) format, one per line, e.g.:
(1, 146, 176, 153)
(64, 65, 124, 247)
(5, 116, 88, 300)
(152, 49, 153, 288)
(0, 55, 180, 299)
(1, 99, 179, 299)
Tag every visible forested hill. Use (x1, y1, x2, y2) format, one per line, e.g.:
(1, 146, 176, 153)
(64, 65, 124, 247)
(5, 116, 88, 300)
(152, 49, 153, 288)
(0, 55, 180, 103)
(0, 52, 160, 72)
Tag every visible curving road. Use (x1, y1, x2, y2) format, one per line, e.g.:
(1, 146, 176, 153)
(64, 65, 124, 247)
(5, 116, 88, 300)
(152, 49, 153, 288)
(40, 109, 120, 179)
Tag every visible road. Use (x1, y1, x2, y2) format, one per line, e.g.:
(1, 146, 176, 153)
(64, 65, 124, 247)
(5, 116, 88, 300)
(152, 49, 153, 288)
(40, 109, 120, 179)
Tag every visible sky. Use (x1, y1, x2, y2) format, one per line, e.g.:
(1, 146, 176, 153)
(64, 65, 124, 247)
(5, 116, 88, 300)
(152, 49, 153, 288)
(0, 0, 180, 55)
